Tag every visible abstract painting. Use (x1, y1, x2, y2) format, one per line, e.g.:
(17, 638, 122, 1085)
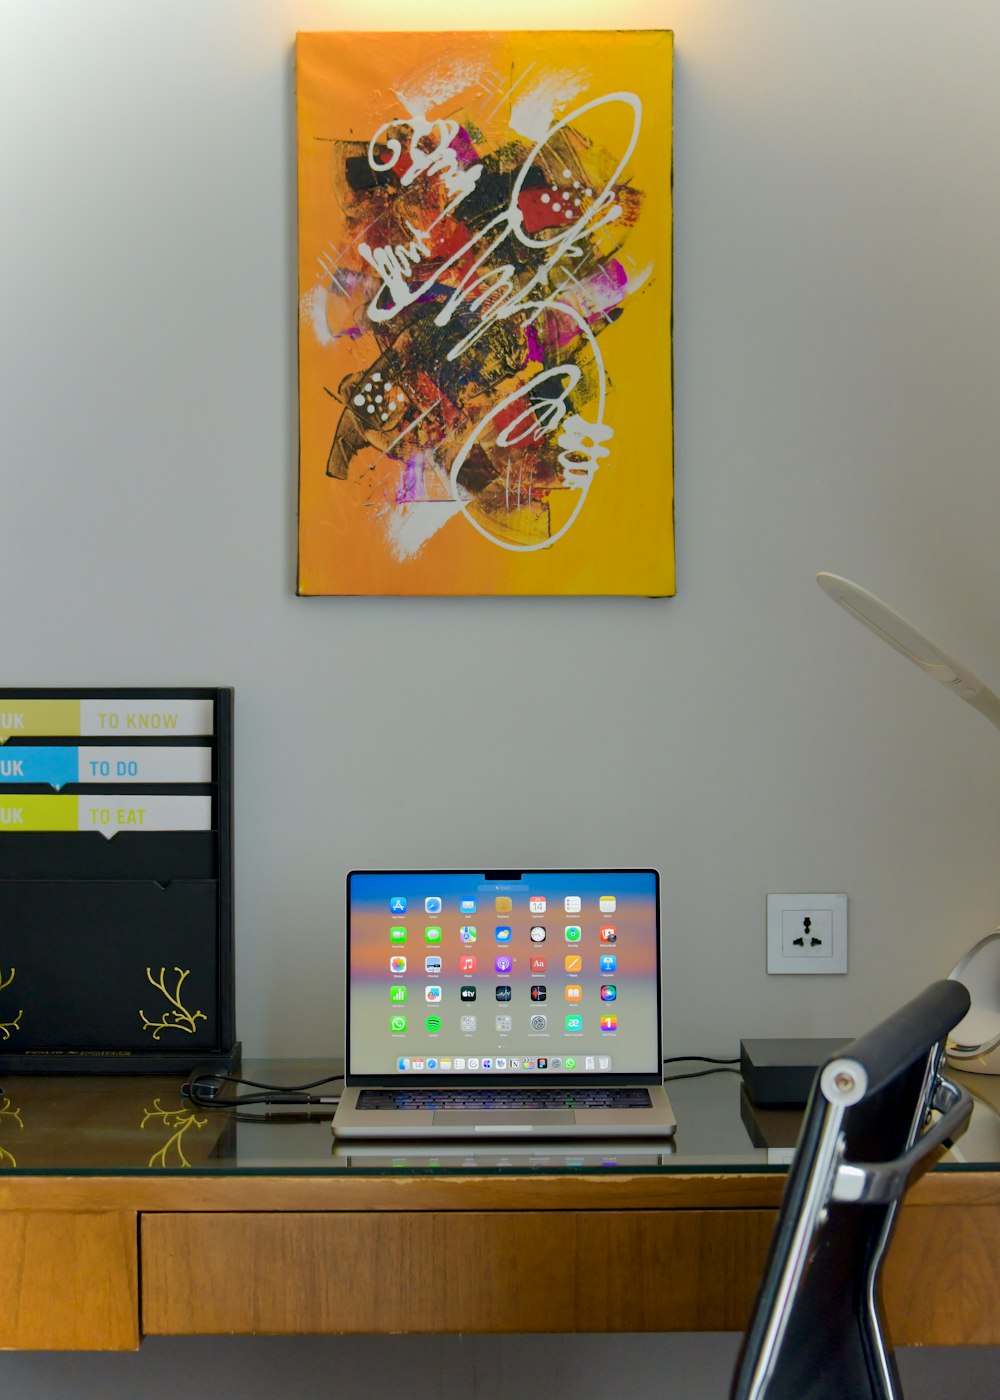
(296, 31, 673, 596)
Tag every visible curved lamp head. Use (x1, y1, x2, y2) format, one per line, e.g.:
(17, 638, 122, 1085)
(817, 572, 1000, 1072)
(816, 573, 1000, 734)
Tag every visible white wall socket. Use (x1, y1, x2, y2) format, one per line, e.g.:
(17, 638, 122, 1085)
(767, 893, 847, 974)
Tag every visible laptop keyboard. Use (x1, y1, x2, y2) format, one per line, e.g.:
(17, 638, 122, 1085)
(356, 1087, 653, 1111)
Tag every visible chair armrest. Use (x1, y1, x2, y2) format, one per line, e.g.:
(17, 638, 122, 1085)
(831, 1075, 973, 1205)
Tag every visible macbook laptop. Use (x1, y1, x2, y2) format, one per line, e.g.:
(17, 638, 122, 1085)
(332, 869, 676, 1139)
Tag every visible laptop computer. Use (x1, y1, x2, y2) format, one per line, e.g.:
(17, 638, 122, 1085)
(332, 869, 676, 1139)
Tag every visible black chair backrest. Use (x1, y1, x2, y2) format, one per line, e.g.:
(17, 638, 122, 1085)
(730, 979, 972, 1400)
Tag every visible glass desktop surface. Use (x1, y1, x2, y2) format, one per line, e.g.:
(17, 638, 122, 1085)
(0, 1060, 998, 1177)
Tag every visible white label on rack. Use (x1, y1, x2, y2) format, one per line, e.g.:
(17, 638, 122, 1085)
(75, 746, 212, 785)
(77, 794, 212, 838)
(79, 699, 214, 736)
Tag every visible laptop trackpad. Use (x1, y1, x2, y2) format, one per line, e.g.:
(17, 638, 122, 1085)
(434, 1111, 575, 1130)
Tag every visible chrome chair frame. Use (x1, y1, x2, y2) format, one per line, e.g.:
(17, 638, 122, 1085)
(730, 980, 973, 1400)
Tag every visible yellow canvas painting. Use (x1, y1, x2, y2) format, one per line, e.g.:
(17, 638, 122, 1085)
(296, 30, 674, 596)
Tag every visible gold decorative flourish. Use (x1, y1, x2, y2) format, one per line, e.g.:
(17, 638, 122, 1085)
(0, 1097, 24, 1168)
(0, 968, 21, 1040)
(141, 1098, 208, 1168)
(139, 966, 207, 1039)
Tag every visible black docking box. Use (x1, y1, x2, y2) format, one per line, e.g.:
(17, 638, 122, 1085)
(740, 1037, 852, 1107)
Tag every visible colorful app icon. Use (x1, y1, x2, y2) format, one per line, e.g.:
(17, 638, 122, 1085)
(425, 926, 443, 943)
(460, 897, 477, 914)
(538, 1056, 549, 1069)
(425, 896, 442, 914)
(427, 1057, 439, 1070)
(396, 1057, 410, 1070)
(565, 1056, 577, 1069)
(390, 986, 407, 1004)
(564, 954, 582, 974)
(459, 955, 477, 974)
(495, 925, 512, 943)
(601, 984, 617, 1002)
(564, 895, 581, 914)
(425, 985, 442, 1003)
(599, 925, 617, 944)
(460, 1016, 477, 1033)
(601, 1015, 618, 1032)
(412, 1058, 426, 1071)
(482, 1057, 493, 1070)
(530, 984, 547, 1002)
(424, 955, 442, 974)
(530, 1014, 548, 1032)
(460, 925, 477, 943)
(495, 984, 512, 1002)
(565, 925, 582, 943)
(390, 896, 407, 915)
(496, 1014, 512, 1032)
(467, 1056, 480, 1069)
(565, 984, 583, 1003)
(495, 1057, 508, 1070)
(599, 895, 617, 913)
(530, 956, 547, 974)
(460, 985, 477, 1001)
(495, 896, 512, 913)
(600, 954, 617, 974)
(390, 955, 407, 974)
(565, 1016, 582, 1033)
(523, 1057, 536, 1069)
(390, 1016, 407, 1033)
(495, 954, 512, 974)
(390, 926, 407, 944)
(529, 895, 547, 914)
(529, 925, 546, 943)
(425, 1015, 442, 1033)
(440, 1058, 453, 1070)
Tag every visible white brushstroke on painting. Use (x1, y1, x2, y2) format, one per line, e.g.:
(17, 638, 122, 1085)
(625, 261, 654, 295)
(395, 57, 488, 119)
(509, 70, 589, 142)
(302, 284, 332, 346)
(478, 63, 535, 126)
(385, 500, 464, 561)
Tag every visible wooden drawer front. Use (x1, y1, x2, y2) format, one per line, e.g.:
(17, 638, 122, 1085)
(886, 1206, 1000, 1345)
(0, 1211, 139, 1350)
(141, 1210, 776, 1335)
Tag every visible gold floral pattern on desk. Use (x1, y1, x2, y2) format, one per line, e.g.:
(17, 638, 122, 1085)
(139, 966, 206, 1039)
(141, 1098, 208, 1169)
(0, 967, 22, 1040)
(0, 1096, 24, 1167)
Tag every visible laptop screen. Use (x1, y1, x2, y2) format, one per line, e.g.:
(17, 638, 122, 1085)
(346, 870, 661, 1084)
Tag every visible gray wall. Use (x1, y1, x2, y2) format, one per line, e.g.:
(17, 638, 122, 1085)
(3, 0, 998, 1393)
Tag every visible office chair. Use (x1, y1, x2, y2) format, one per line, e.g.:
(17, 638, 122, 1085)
(730, 979, 973, 1400)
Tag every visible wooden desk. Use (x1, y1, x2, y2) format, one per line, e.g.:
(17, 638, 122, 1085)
(1, 1066, 998, 1351)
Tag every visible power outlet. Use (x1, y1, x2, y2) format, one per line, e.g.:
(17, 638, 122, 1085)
(767, 894, 847, 974)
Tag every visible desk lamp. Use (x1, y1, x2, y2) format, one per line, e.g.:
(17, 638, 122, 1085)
(817, 572, 1000, 1075)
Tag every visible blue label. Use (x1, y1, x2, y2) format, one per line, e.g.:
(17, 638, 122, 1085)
(0, 746, 77, 789)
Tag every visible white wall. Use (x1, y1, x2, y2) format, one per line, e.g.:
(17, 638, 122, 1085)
(3, 0, 999, 1391)
(4, 0, 1000, 1057)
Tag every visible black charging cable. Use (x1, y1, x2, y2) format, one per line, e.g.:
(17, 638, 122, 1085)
(663, 1054, 739, 1084)
(182, 1069, 343, 1110)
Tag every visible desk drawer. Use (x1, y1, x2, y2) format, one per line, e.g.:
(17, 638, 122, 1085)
(141, 1210, 775, 1335)
(0, 1211, 138, 1350)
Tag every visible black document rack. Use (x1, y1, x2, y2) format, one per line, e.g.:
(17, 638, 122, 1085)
(0, 687, 239, 1073)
